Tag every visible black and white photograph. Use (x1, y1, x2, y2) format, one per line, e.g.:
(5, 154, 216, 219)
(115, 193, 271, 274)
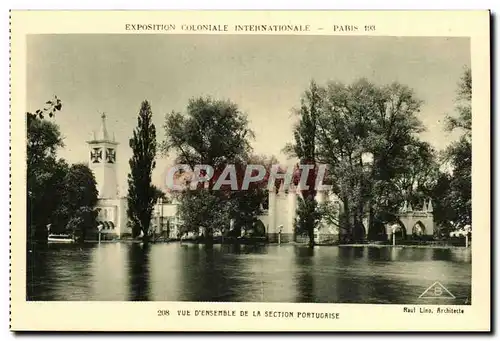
(10, 9, 491, 332)
(25, 34, 473, 304)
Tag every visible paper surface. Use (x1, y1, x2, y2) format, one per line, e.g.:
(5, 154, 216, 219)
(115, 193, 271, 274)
(10, 10, 490, 332)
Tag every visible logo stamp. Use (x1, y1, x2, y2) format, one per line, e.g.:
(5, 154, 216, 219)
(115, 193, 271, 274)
(418, 282, 456, 299)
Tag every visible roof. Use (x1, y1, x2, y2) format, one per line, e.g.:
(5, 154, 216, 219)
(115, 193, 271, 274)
(87, 113, 118, 144)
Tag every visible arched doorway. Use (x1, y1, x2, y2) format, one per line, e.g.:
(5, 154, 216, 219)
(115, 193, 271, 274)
(253, 219, 266, 237)
(352, 221, 366, 242)
(367, 220, 387, 241)
(412, 221, 426, 238)
(390, 220, 407, 242)
(239, 219, 267, 238)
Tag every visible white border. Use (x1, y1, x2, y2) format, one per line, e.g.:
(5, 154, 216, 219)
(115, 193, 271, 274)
(4, 1, 498, 339)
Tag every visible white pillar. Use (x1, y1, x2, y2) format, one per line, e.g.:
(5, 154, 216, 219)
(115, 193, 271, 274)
(156, 204, 161, 235)
(287, 187, 297, 238)
(312, 191, 324, 243)
(315, 190, 326, 205)
(268, 188, 276, 235)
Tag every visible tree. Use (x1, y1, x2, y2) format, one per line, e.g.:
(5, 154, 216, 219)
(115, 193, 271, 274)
(27, 156, 68, 242)
(162, 97, 256, 241)
(58, 164, 99, 242)
(66, 207, 97, 242)
(176, 189, 233, 239)
(163, 97, 253, 168)
(376, 139, 439, 217)
(295, 194, 322, 240)
(446, 67, 471, 138)
(229, 154, 280, 236)
(26, 97, 64, 243)
(28, 96, 62, 120)
(127, 100, 157, 241)
(317, 199, 341, 230)
(284, 80, 324, 246)
(441, 66, 472, 228)
(303, 79, 426, 242)
(26, 98, 101, 243)
(429, 172, 456, 237)
(152, 185, 169, 203)
(444, 139, 471, 227)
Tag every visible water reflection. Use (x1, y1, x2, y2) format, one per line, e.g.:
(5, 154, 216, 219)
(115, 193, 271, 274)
(293, 247, 315, 302)
(91, 243, 128, 300)
(450, 248, 472, 263)
(27, 243, 472, 304)
(27, 244, 94, 300)
(128, 243, 151, 301)
(27, 244, 49, 300)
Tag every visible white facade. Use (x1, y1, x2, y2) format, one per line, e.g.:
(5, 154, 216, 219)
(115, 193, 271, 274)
(87, 113, 122, 237)
(151, 202, 181, 239)
(87, 113, 119, 200)
(88, 114, 339, 242)
(261, 185, 341, 243)
(95, 198, 127, 236)
(89, 114, 179, 239)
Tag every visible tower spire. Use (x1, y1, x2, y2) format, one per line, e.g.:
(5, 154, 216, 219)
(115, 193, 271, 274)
(88, 112, 118, 199)
(427, 198, 433, 213)
(99, 112, 110, 141)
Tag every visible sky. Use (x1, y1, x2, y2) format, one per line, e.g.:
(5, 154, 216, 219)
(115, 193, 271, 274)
(27, 34, 470, 195)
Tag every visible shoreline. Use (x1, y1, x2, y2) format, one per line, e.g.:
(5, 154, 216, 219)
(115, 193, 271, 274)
(76, 239, 470, 250)
(335, 243, 470, 249)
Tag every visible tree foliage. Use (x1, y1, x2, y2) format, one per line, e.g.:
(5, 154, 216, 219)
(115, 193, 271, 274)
(287, 79, 431, 242)
(439, 66, 472, 228)
(151, 185, 169, 203)
(127, 100, 157, 240)
(163, 97, 253, 168)
(57, 164, 99, 241)
(28, 96, 62, 120)
(295, 194, 322, 239)
(176, 190, 232, 238)
(286, 69, 473, 241)
(27, 98, 100, 243)
(27, 155, 68, 242)
(163, 97, 265, 240)
(285, 81, 323, 246)
(446, 67, 472, 138)
(27, 98, 65, 242)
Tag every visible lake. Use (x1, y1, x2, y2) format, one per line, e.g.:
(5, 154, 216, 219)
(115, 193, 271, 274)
(27, 242, 472, 304)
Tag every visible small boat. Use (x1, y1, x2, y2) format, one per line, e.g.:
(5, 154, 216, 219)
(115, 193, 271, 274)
(47, 234, 75, 243)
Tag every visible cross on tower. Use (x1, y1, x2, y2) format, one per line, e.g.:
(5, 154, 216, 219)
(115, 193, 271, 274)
(87, 112, 119, 199)
(106, 148, 116, 163)
(91, 148, 103, 163)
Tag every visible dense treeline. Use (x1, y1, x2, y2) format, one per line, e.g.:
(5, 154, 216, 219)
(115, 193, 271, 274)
(161, 68, 472, 244)
(27, 98, 99, 243)
(28, 67, 471, 245)
(287, 68, 472, 244)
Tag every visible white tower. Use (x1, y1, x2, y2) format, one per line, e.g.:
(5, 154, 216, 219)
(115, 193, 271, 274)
(87, 113, 119, 199)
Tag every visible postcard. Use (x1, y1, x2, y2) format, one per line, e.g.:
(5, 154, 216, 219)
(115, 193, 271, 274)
(10, 10, 490, 332)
